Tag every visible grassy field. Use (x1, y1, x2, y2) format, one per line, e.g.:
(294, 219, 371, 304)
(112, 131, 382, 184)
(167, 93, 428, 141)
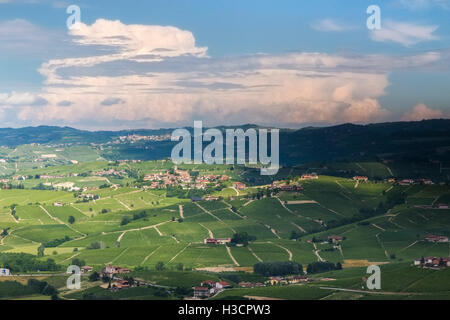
(0, 159, 449, 300)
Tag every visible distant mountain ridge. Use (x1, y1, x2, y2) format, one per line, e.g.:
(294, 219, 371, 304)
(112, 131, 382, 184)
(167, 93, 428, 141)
(0, 120, 449, 169)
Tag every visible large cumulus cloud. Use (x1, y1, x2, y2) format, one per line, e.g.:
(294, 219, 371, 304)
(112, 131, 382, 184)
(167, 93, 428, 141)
(4, 19, 448, 129)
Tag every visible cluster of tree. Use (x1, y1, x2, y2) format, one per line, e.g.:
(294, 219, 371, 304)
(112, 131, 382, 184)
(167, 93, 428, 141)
(120, 215, 132, 226)
(87, 241, 104, 250)
(155, 261, 165, 271)
(71, 258, 86, 268)
(0, 253, 61, 272)
(133, 211, 148, 221)
(10, 204, 18, 220)
(174, 286, 193, 299)
(306, 261, 342, 274)
(68, 216, 76, 224)
(2, 183, 25, 189)
(290, 230, 303, 240)
(222, 272, 267, 284)
(121, 210, 149, 226)
(228, 232, 256, 247)
(44, 236, 72, 248)
(89, 271, 100, 282)
(253, 261, 303, 276)
(1, 227, 10, 237)
(27, 279, 58, 299)
(0, 280, 58, 300)
(32, 183, 54, 190)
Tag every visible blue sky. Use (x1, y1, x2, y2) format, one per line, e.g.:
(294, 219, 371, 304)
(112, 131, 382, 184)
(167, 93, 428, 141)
(0, 0, 449, 129)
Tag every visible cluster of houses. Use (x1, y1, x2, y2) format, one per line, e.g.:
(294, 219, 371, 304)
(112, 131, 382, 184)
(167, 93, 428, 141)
(425, 234, 449, 243)
(78, 265, 135, 291)
(268, 182, 303, 192)
(116, 134, 172, 143)
(353, 176, 369, 182)
(193, 280, 232, 298)
(92, 169, 127, 177)
(144, 168, 229, 190)
(39, 174, 67, 179)
(100, 265, 131, 278)
(391, 178, 434, 186)
(414, 257, 450, 269)
(268, 275, 308, 285)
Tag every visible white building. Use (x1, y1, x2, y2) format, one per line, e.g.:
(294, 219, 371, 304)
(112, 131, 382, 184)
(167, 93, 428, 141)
(0, 268, 10, 276)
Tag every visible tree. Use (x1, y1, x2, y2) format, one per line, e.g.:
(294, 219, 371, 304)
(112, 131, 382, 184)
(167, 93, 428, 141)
(155, 261, 165, 271)
(253, 261, 303, 276)
(121, 216, 131, 226)
(306, 261, 338, 274)
(68, 216, 75, 224)
(37, 244, 45, 257)
(176, 263, 184, 271)
(72, 258, 86, 267)
(89, 271, 100, 282)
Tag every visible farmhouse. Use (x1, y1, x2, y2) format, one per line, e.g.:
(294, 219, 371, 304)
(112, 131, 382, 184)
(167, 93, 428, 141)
(102, 265, 131, 277)
(438, 204, 449, 209)
(233, 182, 247, 190)
(425, 234, 449, 243)
(288, 276, 308, 284)
(111, 279, 131, 291)
(328, 235, 344, 243)
(203, 238, 232, 245)
(301, 173, 318, 180)
(53, 202, 63, 207)
(215, 281, 231, 289)
(200, 280, 216, 287)
(193, 286, 211, 298)
(353, 176, 368, 182)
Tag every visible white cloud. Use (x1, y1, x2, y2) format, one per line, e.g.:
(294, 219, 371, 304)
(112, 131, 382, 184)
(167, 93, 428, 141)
(311, 19, 353, 32)
(0, 91, 47, 106)
(401, 103, 445, 121)
(4, 19, 448, 129)
(370, 20, 439, 46)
